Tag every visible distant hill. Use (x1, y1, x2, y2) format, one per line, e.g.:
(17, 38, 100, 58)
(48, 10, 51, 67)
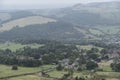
(0, 1, 120, 43)
(47, 1, 120, 26)
(0, 21, 85, 41)
(0, 16, 56, 32)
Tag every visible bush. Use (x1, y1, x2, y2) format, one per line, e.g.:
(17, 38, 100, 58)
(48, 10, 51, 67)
(56, 64, 63, 71)
(12, 65, 18, 70)
(95, 68, 103, 71)
(77, 67, 82, 71)
(111, 63, 120, 72)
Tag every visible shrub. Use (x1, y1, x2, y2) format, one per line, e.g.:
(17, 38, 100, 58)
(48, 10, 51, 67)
(12, 65, 18, 70)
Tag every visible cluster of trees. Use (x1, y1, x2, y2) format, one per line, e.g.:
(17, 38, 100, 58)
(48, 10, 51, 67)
(15, 39, 60, 45)
(0, 39, 119, 73)
(0, 42, 78, 67)
(0, 55, 42, 67)
(111, 63, 120, 72)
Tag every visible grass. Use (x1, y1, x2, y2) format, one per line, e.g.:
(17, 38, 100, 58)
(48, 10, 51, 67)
(9, 69, 119, 80)
(0, 65, 54, 78)
(0, 16, 56, 32)
(95, 26, 120, 34)
(99, 64, 112, 72)
(47, 70, 120, 80)
(76, 45, 103, 50)
(46, 61, 119, 80)
(5, 75, 52, 80)
(106, 78, 120, 80)
(0, 13, 11, 21)
(89, 29, 103, 35)
(73, 72, 90, 77)
(0, 43, 43, 51)
(98, 61, 113, 72)
(47, 70, 67, 78)
(48, 70, 88, 78)
(97, 72, 120, 79)
(97, 61, 120, 80)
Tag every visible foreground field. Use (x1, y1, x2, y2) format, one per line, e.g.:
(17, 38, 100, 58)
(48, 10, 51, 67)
(0, 65, 54, 78)
(5, 75, 52, 80)
(0, 64, 120, 80)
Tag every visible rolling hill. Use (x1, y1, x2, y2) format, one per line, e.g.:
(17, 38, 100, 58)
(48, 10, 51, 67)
(46, 1, 120, 26)
(0, 1, 120, 43)
(0, 16, 56, 32)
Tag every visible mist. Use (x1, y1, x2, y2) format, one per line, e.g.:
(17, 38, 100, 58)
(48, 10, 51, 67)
(0, 0, 119, 10)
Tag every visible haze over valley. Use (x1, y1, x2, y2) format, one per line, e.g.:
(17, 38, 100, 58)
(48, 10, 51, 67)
(0, 0, 120, 80)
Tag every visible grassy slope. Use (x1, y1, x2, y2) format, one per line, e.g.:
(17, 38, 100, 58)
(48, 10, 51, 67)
(93, 26, 120, 34)
(0, 13, 11, 21)
(0, 16, 56, 32)
(89, 29, 103, 35)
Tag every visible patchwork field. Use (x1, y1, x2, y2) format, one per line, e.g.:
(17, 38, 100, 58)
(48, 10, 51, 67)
(0, 16, 56, 32)
(94, 26, 120, 34)
(0, 13, 11, 21)
(76, 45, 103, 50)
(0, 43, 43, 51)
(0, 61, 120, 80)
(48, 70, 67, 78)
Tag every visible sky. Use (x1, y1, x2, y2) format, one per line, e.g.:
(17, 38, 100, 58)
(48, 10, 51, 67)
(0, 0, 119, 10)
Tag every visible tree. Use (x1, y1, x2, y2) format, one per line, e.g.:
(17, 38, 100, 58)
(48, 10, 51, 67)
(12, 65, 18, 70)
(88, 53, 99, 60)
(77, 67, 82, 71)
(75, 76, 79, 80)
(111, 63, 120, 72)
(91, 48, 99, 53)
(56, 64, 63, 71)
(86, 61, 98, 70)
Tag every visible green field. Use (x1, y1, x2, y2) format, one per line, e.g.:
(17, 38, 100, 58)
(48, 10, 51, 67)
(0, 13, 11, 21)
(0, 65, 54, 78)
(0, 63, 119, 80)
(97, 72, 120, 79)
(0, 43, 43, 51)
(5, 75, 52, 80)
(94, 26, 120, 34)
(48, 70, 67, 78)
(76, 45, 103, 50)
(89, 29, 103, 35)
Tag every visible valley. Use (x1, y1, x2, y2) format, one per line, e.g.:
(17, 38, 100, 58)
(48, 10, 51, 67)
(0, 1, 120, 80)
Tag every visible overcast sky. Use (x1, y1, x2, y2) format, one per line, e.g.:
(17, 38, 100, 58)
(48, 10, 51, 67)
(0, 0, 119, 10)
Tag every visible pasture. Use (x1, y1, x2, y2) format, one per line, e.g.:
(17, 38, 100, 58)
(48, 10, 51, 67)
(0, 43, 43, 51)
(0, 16, 56, 32)
(3, 75, 52, 80)
(76, 45, 103, 50)
(0, 65, 54, 78)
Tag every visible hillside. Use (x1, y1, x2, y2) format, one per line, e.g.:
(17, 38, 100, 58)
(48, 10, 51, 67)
(0, 16, 56, 32)
(46, 2, 120, 26)
(0, 1, 120, 43)
(0, 21, 86, 41)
